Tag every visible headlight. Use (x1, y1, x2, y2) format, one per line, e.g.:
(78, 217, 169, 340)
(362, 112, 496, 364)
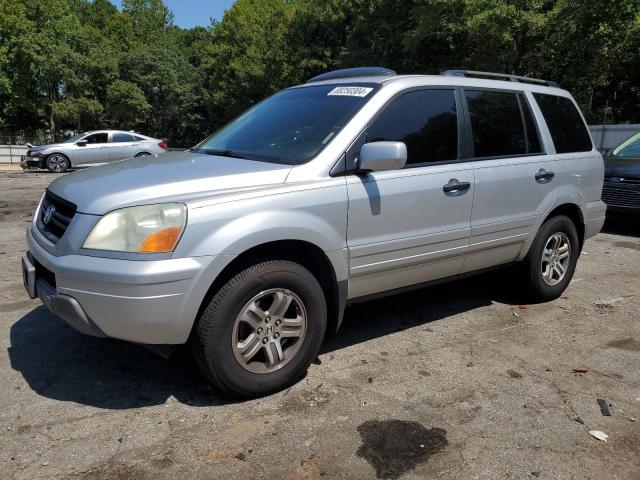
(83, 203, 187, 253)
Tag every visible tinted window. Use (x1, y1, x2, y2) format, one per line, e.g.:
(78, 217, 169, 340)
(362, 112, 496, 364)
(465, 90, 527, 157)
(196, 84, 378, 165)
(84, 133, 108, 144)
(533, 93, 592, 153)
(112, 133, 134, 142)
(519, 94, 543, 154)
(367, 89, 458, 165)
(134, 135, 146, 141)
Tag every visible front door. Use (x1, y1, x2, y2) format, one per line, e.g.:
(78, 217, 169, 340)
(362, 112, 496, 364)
(73, 132, 109, 165)
(346, 88, 474, 299)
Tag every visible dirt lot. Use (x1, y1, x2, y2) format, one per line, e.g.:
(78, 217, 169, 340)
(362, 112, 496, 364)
(1, 170, 639, 480)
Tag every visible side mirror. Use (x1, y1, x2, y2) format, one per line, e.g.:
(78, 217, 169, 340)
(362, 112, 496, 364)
(358, 141, 407, 172)
(76, 139, 88, 146)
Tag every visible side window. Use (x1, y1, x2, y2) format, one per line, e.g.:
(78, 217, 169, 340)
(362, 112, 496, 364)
(519, 94, 543, 154)
(533, 93, 592, 154)
(133, 135, 146, 141)
(465, 90, 527, 157)
(84, 133, 108, 144)
(366, 89, 458, 165)
(112, 133, 134, 143)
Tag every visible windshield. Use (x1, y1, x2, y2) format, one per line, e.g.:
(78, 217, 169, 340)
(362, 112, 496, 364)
(612, 132, 640, 158)
(63, 133, 86, 143)
(194, 84, 378, 164)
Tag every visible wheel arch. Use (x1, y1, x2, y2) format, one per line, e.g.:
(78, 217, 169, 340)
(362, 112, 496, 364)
(193, 239, 345, 341)
(541, 203, 585, 249)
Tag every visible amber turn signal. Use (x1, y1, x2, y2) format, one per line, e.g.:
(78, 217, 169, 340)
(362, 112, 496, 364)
(138, 227, 182, 253)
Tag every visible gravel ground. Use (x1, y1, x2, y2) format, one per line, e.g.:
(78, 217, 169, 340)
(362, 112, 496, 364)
(1, 171, 639, 480)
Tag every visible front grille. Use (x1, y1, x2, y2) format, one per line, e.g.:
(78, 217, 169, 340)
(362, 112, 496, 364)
(602, 186, 640, 208)
(37, 191, 77, 243)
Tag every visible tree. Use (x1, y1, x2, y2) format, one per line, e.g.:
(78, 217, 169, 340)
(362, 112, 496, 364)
(106, 79, 151, 128)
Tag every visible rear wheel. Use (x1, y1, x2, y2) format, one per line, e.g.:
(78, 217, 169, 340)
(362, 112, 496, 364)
(192, 260, 326, 398)
(520, 215, 580, 301)
(46, 154, 70, 173)
(135, 152, 151, 157)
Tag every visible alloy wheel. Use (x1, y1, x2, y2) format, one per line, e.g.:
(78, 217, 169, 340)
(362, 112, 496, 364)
(47, 154, 67, 173)
(232, 288, 307, 374)
(540, 232, 571, 286)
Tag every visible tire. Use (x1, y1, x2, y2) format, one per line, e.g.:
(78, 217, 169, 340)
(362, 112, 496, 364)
(520, 215, 580, 302)
(192, 260, 327, 398)
(46, 154, 70, 173)
(135, 152, 151, 157)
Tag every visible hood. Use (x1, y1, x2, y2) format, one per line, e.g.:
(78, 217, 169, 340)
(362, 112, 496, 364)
(48, 151, 292, 215)
(604, 154, 640, 180)
(31, 143, 66, 152)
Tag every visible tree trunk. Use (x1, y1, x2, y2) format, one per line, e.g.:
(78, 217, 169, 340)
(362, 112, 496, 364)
(49, 84, 56, 142)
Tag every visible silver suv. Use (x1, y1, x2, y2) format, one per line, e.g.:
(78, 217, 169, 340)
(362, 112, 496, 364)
(22, 68, 606, 398)
(22, 130, 168, 173)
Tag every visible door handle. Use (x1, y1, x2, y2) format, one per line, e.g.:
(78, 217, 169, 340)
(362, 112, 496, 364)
(535, 169, 555, 183)
(443, 179, 471, 194)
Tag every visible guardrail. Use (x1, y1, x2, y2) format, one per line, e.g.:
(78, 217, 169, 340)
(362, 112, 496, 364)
(0, 145, 28, 164)
(589, 124, 640, 152)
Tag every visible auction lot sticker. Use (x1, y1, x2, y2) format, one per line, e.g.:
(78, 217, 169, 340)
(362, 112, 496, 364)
(327, 86, 373, 97)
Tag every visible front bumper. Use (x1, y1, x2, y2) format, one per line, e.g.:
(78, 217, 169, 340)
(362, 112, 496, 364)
(602, 182, 640, 217)
(21, 156, 44, 169)
(26, 228, 234, 344)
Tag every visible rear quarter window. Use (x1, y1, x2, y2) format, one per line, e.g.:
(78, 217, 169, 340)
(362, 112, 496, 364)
(533, 93, 592, 154)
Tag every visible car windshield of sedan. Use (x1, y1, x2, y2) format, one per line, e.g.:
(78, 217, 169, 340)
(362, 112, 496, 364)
(193, 84, 379, 165)
(612, 132, 640, 158)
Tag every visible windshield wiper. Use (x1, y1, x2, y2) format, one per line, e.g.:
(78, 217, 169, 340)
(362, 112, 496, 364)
(201, 149, 248, 159)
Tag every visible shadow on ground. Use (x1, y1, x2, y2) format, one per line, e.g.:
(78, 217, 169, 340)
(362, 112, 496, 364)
(9, 269, 523, 409)
(8, 306, 229, 409)
(324, 268, 524, 353)
(602, 218, 640, 238)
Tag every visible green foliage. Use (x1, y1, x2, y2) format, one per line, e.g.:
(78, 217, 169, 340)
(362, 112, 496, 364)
(106, 80, 151, 128)
(0, 0, 638, 146)
(52, 97, 104, 130)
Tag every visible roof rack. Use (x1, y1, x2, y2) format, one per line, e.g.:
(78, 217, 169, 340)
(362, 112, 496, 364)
(307, 67, 396, 84)
(441, 70, 559, 88)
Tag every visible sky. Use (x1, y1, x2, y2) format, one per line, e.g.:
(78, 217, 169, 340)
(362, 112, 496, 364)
(110, 0, 237, 28)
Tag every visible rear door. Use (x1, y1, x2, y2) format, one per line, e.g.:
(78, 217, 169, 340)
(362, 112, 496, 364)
(462, 88, 554, 272)
(108, 132, 137, 162)
(346, 88, 475, 299)
(73, 132, 109, 165)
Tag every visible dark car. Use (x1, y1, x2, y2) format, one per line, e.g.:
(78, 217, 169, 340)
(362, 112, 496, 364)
(603, 131, 640, 218)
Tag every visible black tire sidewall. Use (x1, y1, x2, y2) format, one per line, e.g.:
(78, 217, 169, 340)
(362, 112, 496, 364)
(527, 215, 580, 300)
(197, 262, 326, 397)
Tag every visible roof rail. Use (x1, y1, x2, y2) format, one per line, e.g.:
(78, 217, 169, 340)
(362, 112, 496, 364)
(441, 69, 559, 88)
(307, 67, 396, 84)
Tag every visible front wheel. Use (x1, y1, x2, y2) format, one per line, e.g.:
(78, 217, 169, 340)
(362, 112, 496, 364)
(192, 260, 327, 398)
(46, 154, 70, 173)
(520, 215, 580, 301)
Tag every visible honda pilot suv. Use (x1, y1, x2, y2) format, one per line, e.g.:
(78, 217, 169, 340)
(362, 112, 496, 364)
(22, 68, 606, 398)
